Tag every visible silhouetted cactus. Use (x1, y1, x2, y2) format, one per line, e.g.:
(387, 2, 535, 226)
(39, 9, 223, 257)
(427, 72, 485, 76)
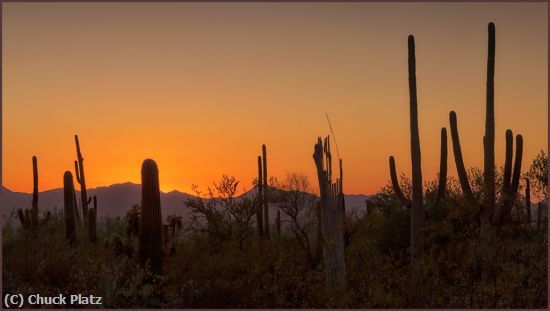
(262, 144, 270, 239)
(313, 136, 346, 291)
(449, 111, 476, 206)
(74, 135, 92, 227)
(18, 156, 50, 231)
(63, 171, 77, 244)
(388, 35, 448, 260)
(88, 196, 97, 243)
(139, 159, 163, 274)
(448, 23, 524, 226)
(257, 155, 264, 237)
(483, 22, 496, 222)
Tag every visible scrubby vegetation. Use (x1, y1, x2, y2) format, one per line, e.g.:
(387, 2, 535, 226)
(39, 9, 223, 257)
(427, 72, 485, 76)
(2, 167, 547, 308)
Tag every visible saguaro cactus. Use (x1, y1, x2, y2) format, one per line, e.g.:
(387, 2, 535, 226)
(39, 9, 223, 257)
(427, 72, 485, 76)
(139, 159, 163, 274)
(74, 135, 91, 226)
(388, 35, 449, 261)
(63, 171, 77, 243)
(18, 156, 50, 230)
(483, 22, 496, 222)
(313, 136, 346, 291)
(88, 196, 97, 243)
(257, 155, 264, 236)
(448, 23, 524, 226)
(262, 144, 270, 239)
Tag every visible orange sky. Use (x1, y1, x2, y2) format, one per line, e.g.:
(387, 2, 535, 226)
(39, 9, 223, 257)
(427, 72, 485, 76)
(2, 2, 548, 195)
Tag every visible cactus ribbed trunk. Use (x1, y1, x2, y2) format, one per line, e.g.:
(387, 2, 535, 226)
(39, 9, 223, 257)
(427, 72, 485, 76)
(75, 135, 89, 227)
(483, 22, 496, 222)
(88, 196, 97, 243)
(408, 35, 424, 260)
(262, 145, 270, 239)
(139, 159, 163, 274)
(63, 171, 77, 244)
(434, 128, 448, 208)
(313, 136, 346, 291)
(257, 155, 264, 237)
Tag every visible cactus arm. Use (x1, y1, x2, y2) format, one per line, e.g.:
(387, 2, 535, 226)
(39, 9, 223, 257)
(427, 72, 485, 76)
(389, 156, 410, 206)
(434, 127, 448, 208)
(449, 111, 477, 207)
(510, 135, 523, 195)
(483, 22, 496, 222)
(502, 130, 514, 199)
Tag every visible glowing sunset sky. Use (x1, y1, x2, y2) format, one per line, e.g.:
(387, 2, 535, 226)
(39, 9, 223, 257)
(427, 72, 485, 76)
(2, 2, 547, 195)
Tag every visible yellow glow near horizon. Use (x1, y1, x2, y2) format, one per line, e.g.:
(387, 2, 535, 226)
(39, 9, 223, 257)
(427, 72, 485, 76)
(2, 3, 547, 195)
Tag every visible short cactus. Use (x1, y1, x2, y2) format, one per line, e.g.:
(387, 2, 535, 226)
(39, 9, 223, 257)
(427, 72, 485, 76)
(139, 159, 163, 274)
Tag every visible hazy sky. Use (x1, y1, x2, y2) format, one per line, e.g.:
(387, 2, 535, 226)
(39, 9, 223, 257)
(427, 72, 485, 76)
(2, 2, 547, 195)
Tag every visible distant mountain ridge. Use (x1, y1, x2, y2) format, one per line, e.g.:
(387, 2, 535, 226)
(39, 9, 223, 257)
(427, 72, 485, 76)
(1, 183, 368, 220)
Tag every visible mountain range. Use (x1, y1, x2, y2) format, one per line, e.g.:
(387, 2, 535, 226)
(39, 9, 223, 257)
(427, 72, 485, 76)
(1, 183, 368, 221)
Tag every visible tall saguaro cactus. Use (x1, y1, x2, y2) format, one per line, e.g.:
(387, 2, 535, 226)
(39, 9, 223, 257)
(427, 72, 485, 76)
(313, 136, 346, 291)
(63, 171, 77, 244)
(139, 159, 163, 274)
(388, 35, 450, 261)
(407, 35, 424, 260)
(262, 144, 270, 239)
(74, 135, 91, 226)
(483, 22, 496, 222)
(257, 155, 264, 237)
